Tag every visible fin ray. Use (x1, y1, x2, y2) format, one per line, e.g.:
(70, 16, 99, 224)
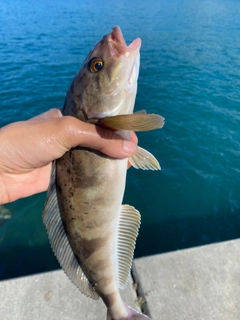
(42, 162, 99, 300)
(117, 205, 141, 290)
(98, 113, 164, 131)
(129, 146, 160, 170)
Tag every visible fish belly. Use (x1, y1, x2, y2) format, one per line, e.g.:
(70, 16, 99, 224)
(56, 147, 127, 297)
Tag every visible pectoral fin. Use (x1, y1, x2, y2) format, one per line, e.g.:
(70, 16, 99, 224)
(98, 113, 164, 131)
(129, 146, 160, 170)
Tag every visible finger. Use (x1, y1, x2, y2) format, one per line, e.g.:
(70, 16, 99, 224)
(59, 116, 138, 158)
(31, 110, 138, 159)
(30, 108, 63, 121)
(129, 131, 138, 144)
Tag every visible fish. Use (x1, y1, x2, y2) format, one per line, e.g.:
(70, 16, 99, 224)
(43, 26, 164, 320)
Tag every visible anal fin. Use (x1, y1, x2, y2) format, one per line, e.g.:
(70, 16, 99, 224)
(129, 146, 160, 170)
(117, 205, 141, 290)
(42, 162, 99, 300)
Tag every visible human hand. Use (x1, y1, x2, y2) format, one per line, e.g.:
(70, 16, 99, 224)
(0, 108, 137, 204)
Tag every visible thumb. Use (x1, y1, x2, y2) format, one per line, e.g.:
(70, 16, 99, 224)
(58, 116, 138, 159)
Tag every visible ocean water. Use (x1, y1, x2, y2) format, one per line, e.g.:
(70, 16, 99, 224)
(1, 0, 240, 280)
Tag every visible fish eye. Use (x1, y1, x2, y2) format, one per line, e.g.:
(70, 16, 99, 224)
(88, 57, 104, 73)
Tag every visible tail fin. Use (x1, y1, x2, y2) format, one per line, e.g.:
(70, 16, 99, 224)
(107, 305, 151, 320)
(126, 305, 151, 320)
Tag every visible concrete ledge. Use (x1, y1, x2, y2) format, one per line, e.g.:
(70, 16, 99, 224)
(133, 239, 240, 320)
(0, 270, 139, 320)
(1, 239, 240, 319)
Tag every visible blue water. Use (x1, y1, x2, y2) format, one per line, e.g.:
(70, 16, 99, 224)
(1, 0, 240, 280)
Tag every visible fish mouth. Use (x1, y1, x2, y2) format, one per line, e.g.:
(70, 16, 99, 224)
(110, 26, 141, 56)
(109, 26, 141, 89)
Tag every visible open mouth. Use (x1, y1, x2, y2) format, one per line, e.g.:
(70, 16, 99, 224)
(110, 26, 141, 55)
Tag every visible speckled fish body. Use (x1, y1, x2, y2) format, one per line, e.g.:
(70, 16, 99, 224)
(43, 27, 164, 320)
(57, 147, 129, 316)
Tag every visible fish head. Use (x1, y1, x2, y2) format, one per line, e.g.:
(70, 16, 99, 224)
(64, 26, 141, 120)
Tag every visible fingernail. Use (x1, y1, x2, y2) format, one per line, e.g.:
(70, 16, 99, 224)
(123, 140, 137, 155)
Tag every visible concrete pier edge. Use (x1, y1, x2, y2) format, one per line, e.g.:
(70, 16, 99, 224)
(131, 263, 151, 318)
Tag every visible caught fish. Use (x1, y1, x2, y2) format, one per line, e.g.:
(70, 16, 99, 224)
(43, 26, 164, 320)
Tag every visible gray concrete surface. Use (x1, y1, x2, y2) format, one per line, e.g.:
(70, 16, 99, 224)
(0, 270, 140, 320)
(0, 239, 240, 320)
(133, 239, 240, 320)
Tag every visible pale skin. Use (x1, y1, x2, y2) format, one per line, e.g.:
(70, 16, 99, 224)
(0, 108, 137, 204)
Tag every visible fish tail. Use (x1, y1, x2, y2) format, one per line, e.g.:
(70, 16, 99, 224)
(106, 304, 151, 320)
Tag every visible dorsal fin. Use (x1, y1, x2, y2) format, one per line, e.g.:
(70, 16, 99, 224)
(42, 162, 99, 300)
(117, 205, 141, 289)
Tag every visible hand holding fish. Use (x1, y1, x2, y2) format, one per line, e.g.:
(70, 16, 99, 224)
(0, 108, 138, 205)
